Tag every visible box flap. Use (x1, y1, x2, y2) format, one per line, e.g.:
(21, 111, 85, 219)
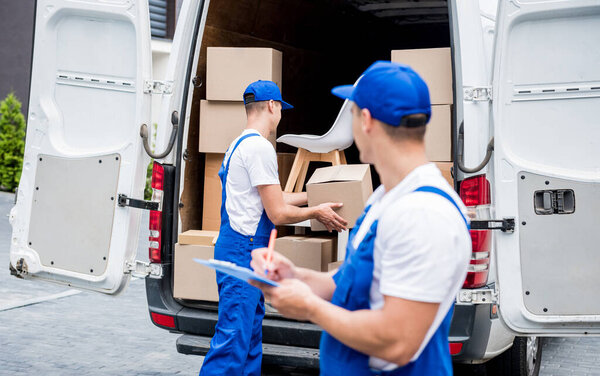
(178, 230, 219, 246)
(307, 164, 370, 185)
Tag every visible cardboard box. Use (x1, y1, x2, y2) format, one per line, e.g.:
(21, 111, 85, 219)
(425, 105, 452, 162)
(199, 101, 276, 153)
(306, 164, 373, 231)
(391, 48, 453, 105)
(202, 152, 296, 230)
(207, 47, 283, 101)
(275, 236, 336, 272)
(328, 260, 343, 272)
(178, 230, 219, 246)
(277, 152, 296, 190)
(435, 162, 454, 187)
(173, 243, 219, 302)
(202, 153, 224, 231)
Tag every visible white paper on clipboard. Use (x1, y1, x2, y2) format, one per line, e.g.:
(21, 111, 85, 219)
(193, 258, 280, 287)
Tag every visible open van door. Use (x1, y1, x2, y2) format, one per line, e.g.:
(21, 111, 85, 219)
(9, 0, 154, 294)
(493, 0, 600, 334)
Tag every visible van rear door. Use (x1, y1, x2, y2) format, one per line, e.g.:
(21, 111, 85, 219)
(9, 0, 153, 294)
(492, 0, 600, 334)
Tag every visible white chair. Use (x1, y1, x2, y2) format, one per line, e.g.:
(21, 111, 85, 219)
(277, 98, 354, 192)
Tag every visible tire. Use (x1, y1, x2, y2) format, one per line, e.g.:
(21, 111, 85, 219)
(486, 336, 542, 376)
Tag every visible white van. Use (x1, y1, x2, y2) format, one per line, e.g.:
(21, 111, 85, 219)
(9, 1, 600, 375)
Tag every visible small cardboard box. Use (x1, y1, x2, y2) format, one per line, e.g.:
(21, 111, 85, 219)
(435, 162, 454, 187)
(391, 48, 453, 105)
(425, 105, 452, 162)
(202, 153, 224, 231)
(178, 230, 219, 246)
(173, 243, 219, 302)
(328, 260, 343, 272)
(275, 236, 336, 272)
(202, 153, 295, 231)
(306, 164, 373, 231)
(207, 47, 283, 101)
(199, 101, 276, 153)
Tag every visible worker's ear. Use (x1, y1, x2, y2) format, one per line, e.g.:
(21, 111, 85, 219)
(267, 100, 276, 114)
(361, 108, 375, 134)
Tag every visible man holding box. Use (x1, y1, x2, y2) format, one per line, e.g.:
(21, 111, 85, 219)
(199, 80, 347, 376)
(250, 63, 471, 375)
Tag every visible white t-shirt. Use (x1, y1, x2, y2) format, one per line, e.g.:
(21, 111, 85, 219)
(223, 129, 279, 236)
(351, 163, 471, 371)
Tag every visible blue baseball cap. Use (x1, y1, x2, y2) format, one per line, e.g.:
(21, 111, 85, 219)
(243, 80, 293, 110)
(331, 61, 431, 127)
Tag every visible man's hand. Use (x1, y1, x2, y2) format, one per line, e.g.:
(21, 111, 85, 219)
(314, 202, 348, 232)
(252, 279, 318, 321)
(251, 248, 296, 281)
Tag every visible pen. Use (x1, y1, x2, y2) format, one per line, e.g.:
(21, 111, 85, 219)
(265, 228, 277, 275)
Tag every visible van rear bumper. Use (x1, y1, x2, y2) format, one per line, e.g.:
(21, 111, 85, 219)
(450, 303, 493, 362)
(177, 334, 320, 369)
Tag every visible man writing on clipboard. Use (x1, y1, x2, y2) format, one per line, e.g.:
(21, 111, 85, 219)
(199, 80, 348, 376)
(251, 62, 471, 375)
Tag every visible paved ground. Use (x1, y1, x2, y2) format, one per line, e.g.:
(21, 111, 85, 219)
(1, 190, 600, 375)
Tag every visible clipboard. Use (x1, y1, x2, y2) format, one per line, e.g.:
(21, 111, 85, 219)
(194, 258, 280, 287)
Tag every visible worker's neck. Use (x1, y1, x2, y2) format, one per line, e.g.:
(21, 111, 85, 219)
(375, 142, 429, 193)
(246, 117, 273, 140)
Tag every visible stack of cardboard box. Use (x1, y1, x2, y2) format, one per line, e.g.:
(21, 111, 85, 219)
(391, 48, 454, 186)
(174, 230, 220, 302)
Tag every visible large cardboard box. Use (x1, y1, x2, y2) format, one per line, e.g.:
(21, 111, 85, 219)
(178, 230, 219, 246)
(207, 47, 283, 101)
(306, 164, 373, 231)
(173, 243, 219, 302)
(199, 101, 276, 153)
(202, 153, 298, 231)
(391, 48, 453, 105)
(202, 153, 224, 231)
(435, 162, 454, 187)
(425, 105, 452, 162)
(275, 236, 336, 272)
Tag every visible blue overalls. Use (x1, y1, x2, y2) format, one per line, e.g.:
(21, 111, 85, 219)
(199, 133, 275, 376)
(320, 186, 470, 376)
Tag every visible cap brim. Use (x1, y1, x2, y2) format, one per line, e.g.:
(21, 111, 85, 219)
(281, 100, 293, 110)
(331, 85, 355, 100)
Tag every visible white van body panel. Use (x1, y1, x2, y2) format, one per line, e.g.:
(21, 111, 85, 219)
(9, 0, 152, 294)
(493, 0, 600, 334)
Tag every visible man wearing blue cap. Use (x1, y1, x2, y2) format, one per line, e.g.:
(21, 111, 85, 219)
(199, 80, 347, 376)
(250, 63, 471, 375)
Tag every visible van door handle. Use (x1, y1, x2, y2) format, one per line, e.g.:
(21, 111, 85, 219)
(140, 111, 179, 159)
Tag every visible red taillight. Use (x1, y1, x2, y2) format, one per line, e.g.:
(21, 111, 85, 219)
(449, 342, 463, 355)
(150, 312, 175, 328)
(460, 175, 492, 289)
(459, 174, 490, 206)
(149, 162, 164, 263)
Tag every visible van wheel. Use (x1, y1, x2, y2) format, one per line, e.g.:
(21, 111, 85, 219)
(487, 336, 542, 376)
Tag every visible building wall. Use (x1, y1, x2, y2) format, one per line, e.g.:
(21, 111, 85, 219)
(0, 0, 36, 117)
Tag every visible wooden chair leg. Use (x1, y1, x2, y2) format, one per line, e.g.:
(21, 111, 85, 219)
(284, 149, 306, 192)
(339, 150, 347, 164)
(295, 160, 310, 192)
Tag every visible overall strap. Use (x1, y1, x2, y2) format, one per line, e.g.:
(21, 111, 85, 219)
(414, 186, 470, 229)
(224, 133, 260, 176)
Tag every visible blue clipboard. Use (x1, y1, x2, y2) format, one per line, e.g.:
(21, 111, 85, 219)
(194, 258, 280, 287)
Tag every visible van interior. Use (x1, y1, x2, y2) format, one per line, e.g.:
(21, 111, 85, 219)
(178, 0, 451, 302)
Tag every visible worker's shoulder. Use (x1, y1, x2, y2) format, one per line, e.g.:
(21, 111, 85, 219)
(238, 134, 276, 156)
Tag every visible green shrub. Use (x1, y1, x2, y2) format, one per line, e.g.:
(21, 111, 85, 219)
(0, 93, 26, 192)
(144, 123, 158, 200)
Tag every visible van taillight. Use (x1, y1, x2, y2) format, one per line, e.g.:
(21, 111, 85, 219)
(460, 175, 491, 289)
(149, 162, 164, 263)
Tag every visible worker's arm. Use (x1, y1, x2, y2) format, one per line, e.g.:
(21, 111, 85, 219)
(251, 247, 337, 300)
(258, 184, 347, 232)
(283, 191, 307, 206)
(259, 280, 438, 367)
